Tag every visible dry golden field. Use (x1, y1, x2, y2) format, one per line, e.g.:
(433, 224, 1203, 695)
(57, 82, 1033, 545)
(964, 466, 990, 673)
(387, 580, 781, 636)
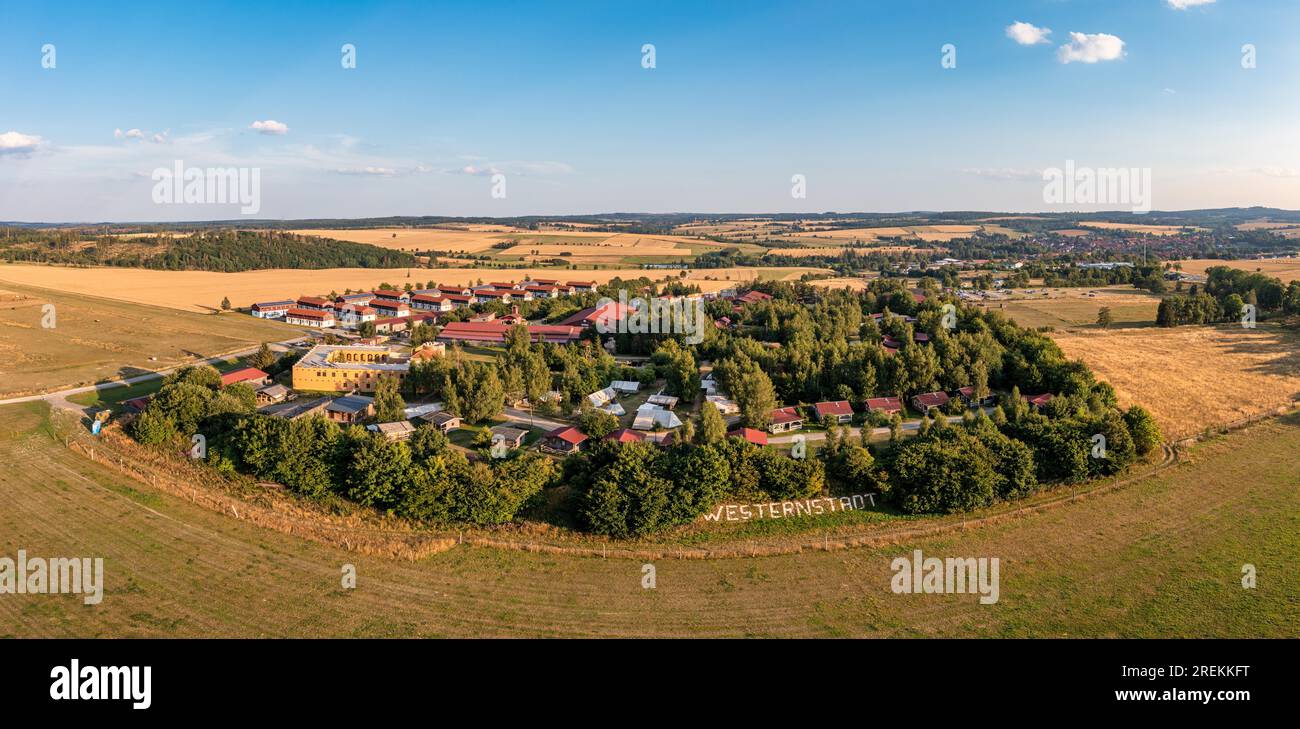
(4, 399, 1297, 637)
(808, 276, 878, 291)
(1234, 220, 1300, 232)
(0, 264, 826, 312)
(290, 227, 716, 262)
(1052, 323, 1300, 439)
(1176, 257, 1300, 282)
(988, 286, 1163, 329)
(1077, 222, 1202, 235)
(0, 282, 293, 396)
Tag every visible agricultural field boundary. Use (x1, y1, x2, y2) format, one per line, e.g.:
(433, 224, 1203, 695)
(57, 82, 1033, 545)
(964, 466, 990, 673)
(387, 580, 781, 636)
(64, 404, 1300, 562)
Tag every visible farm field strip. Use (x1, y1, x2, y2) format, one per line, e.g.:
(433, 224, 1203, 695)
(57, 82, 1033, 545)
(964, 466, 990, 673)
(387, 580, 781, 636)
(0, 264, 827, 313)
(2, 401, 1296, 637)
(0, 281, 292, 397)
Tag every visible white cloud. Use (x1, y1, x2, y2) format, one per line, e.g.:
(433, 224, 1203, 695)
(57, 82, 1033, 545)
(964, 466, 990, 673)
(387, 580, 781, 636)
(0, 131, 42, 157)
(1057, 32, 1126, 64)
(249, 119, 289, 135)
(1167, 0, 1215, 9)
(336, 166, 398, 176)
(114, 128, 145, 140)
(961, 167, 1041, 181)
(1006, 21, 1051, 46)
(451, 165, 503, 176)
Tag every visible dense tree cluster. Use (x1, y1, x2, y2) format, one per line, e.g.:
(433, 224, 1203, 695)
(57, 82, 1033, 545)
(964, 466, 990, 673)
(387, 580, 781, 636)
(1, 230, 417, 271)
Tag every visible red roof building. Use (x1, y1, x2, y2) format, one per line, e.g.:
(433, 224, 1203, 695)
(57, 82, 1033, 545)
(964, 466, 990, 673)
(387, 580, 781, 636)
(813, 400, 854, 423)
(865, 396, 903, 415)
(727, 427, 769, 446)
(558, 300, 630, 328)
(541, 425, 589, 454)
(436, 321, 582, 345)
(604, 428, 646, 444)
(736, 290, 773, 305)
(1024, 393, 1054, 409)
(295, 296, 332, 309)
(911, 391, 950, 413)
(370, 300, 411, 317)
(768, 406, 804, 433)
(220, 367, 270, 388)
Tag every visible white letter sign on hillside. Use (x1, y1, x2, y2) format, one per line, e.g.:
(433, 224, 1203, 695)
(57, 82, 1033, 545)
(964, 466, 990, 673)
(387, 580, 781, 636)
(702, 493, 877, 523)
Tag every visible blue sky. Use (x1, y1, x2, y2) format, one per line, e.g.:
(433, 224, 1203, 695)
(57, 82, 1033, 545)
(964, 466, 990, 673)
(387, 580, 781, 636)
(2, 0, 1298, 221)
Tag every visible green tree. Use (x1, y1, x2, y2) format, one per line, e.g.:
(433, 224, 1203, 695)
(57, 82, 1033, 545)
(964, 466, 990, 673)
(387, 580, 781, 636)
(372, 376, 407, 422)
(1123, 405, 1162, 456)
(1096, 307, 1113, 328)
(578, 406, 620, 439)
(248, 342, 276, 371)
(696, 402, 727, 445)
(461, 365, 504, 423)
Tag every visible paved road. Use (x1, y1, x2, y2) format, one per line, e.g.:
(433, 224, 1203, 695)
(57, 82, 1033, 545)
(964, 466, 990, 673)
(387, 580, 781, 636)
(768, 408, 995, 444)
(501, 407, 569, 432)
(0, 336, 310, 413)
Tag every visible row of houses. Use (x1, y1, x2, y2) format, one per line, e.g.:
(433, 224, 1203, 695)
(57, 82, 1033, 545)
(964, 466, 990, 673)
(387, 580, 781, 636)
(758, 390, 1053, 434)
(251, 279, 603, 331)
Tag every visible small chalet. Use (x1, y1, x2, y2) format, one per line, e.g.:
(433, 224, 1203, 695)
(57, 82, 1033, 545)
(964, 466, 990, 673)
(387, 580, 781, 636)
(768, 406, 804, 434)
(813, 400, 853, 424)
(864, 396, 903, 415)
(541, 426, 588, 455)
(489, 425, 529, 449)
(910, 391, 950, 414)
(604, 428, 646, 444)
(728, 427, 769, 446)
(221, 367, 270, 388)
(421, 411, 461, 433)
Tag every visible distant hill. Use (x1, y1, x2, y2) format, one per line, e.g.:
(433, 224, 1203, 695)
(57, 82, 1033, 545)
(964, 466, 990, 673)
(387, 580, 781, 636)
(0, 229, 418, 272)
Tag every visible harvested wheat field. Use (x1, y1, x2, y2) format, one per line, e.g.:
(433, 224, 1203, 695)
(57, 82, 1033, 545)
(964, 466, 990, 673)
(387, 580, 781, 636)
(292, 227, 714, 263)
(989, 286, 1162, 329)
(1176, 257, 1300, 283)
(0, 282, 292, 397)
(0, 264, 827, 312)
(289, 226, 527, 253)
(4, 399, 1297, 637)
(1052, 323, 1300, 439)
(808, 276, 878, 291)
(1077, 222, 1202, 235)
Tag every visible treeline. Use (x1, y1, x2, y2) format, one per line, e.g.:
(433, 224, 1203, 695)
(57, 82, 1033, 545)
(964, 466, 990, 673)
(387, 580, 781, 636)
(700, 279, 1099, 427)
(1036, 263, 1168, 292)
(1157, 266, 1300, 327)
(131, 363, 556, 525)
(0, 230, 417, 271)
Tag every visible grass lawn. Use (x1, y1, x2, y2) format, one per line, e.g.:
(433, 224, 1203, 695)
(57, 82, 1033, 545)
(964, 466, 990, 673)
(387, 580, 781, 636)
(3, 400, 1296, 637)
(66, 357, 245, 410)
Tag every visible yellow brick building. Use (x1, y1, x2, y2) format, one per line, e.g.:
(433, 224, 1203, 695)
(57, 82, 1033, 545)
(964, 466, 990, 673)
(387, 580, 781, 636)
(292, 345, 410, 393)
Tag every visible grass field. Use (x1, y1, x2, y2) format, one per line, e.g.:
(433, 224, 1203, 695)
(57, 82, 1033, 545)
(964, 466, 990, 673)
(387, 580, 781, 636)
(290, 227, 743, 265)
(0, 264, 827, 313)
(986, 286, 1163, 329)
(1176, 257, 1300, 283)
(0, 282, 292, 397)
(1052, 323, 1300, 439)
(2, 399, 1295, 637)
